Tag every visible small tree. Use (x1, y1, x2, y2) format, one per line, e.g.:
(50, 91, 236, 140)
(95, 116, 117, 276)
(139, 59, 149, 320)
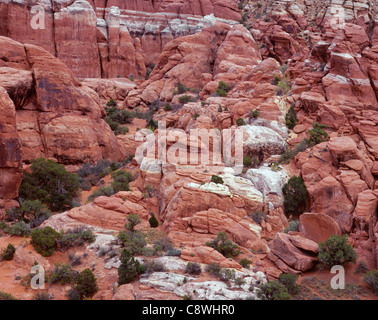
(185, 262, 202, 275)
(236, 118, 245, 126)
(318, 235, 357, 268)
(211, 175, 224, 185)
(74, 269, 98, 299)
(125, 214, 141, 232)
(282, 176, 308, 217)
(306, 122, 328, 146)
(118, 249, 143, 285)
(285, 104, 298, 129)
(19, 158, 79, 212)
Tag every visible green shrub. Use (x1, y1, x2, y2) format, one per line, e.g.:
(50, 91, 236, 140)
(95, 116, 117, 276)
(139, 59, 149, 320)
(205, 263, 222, 277)
(239, 258, 251, 269)
(33, 291, 52, 300)
(219, 268, 236, 283)
(278, 273, 300, 295)
(19, 158, 79, 212)
(236, 118, 245, 126)
(285, 104, 298, 129)
(318, 235, 357, 268)
(74, 269, 98, 299)
(110, 170, 133, 193)
(67, 288, 80, 300)
(282, 176, 308, 217)
(106, 99, 117, 107)
(31, 226, 60, 257)
(363, 270, 378, 294)
(164, 103, 172, 111)
(147, 118, 158, 131)
(56, 227, 95, 252)
(275, 78, 291, 96)
(48, 263, 75, 285)
(218, 81, 230, 92)
(215, 88, 228, 97)
(243, 155, 252, 167)
(211, 175, 224, 185)
(149, 214, 159, 228)
(143, 260, 166, 274)
(8, 221, 31, 236)
(249, 109, 260, 119)
(0, 291, 18, 300)
(87, 186, 115, 202)
(5, 200, 51, 228)
(306, 122, 329, 146)
(125, 214, 141, 232)
(186, 262, 202, 275)
(354, 260, 370, 274)
(192, 113, 200, 120)
(2, 243, 15, 261)
(118, 230, 146, 255)
(118, 249, 143, 285)
(257, 281, 291, 300)
(177, 81, 188, 94)
(179, 95, 193, 104)
(206, 231, 240, 258)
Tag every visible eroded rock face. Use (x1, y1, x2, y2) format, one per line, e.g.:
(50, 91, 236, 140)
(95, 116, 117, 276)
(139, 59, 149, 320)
(0, 86, 23, 210)
(0, 36, 125, 164)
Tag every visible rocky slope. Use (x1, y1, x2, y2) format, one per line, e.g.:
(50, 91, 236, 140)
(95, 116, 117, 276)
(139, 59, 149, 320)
(0, 0, 377, 300)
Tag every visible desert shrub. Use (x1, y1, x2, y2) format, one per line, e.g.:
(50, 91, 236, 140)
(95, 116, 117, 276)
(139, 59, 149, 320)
(2, 243, 15, 261)
(33, 291, 52, 300)
(5, 200, 51, 228)
(19, 158, 79, 212)
(219, 268, 236, 283)
(211, 175, 224, 185)
(285, 104, 298, 129)
(205, 263, 222, 277)
(206, 231, 240, 258)
(306, 122, 329, 146)
(147, 118, 158, 131)
(149, 214, 159, 228)
(166, 248, 181, 257)
(118, 231, 146, 255)
(0, 291, 18, 300)
(257, 281, 291, 300)
(363, 270, 378, 294)
(48, 263, 76, 285)
(279, 139, 309, 164)
(179, 95, 193, 104)
(318, 235, 357, 268)
(67, 288, 81, 300)
(110, 170, 133, 193)
(164, 103, 172, 111)
(57, 227, 95, 252)
(31, 226, 60, 257)
(249, 109, 260, 119)
(177, 81, 188, 94)
(275, 78, 291, 96)
(74, 268, 98, 299)
(8, 221, 31, 236)
(243, 155, 252, 167)
(282, 176, 309, 217)
(278, 273, 300, 295)
(239, 258, 251, 269)
(236, 118, 245, 126)
(218, 105, 223, 112)
(284, 220, 300, 233)
(250, 211, 267, 225)
(354, 260, 370, 274)
(106, 99, 117, 107)
(215, 88, 228, 97)
(80, 179, 92, 191)
(118, 249, 143, 285)
(192, 113, 200, 120)
(143, 260, 166, 274)
(87, 186, 115, 202)
(186, 262, 202, 275)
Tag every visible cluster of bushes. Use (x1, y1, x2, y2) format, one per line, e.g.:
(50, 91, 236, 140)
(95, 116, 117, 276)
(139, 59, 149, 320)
(215, 81, 231, 97)
(1, 243, 16, 261)
(31, 226, 95, 257)
(243, 155, 261, 168)
(272, 74, 291, 96)
(206, 231, 240, 258)
(77, 159, 128, 191)
(105, 105, 132, 135)
(257, 273, 299, 300)
(86, 169, 134, 202)
(19, 158, 80, 212)
(47, 263, 98, 300)
(5, 200, 51, 228)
